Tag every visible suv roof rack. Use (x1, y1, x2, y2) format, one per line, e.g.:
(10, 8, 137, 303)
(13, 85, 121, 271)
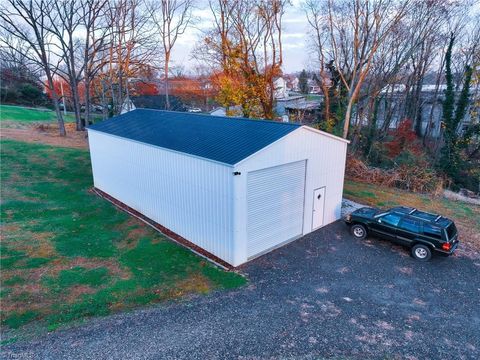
(409, 208, 417, 214)
(391, 206, 415, 214)
(434, 215, 443, 222)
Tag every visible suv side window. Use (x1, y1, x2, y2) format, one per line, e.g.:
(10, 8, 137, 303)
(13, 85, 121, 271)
(380, 213, 402, 227)
(423, 223, 442, 240)
(398, 217, 421, 233)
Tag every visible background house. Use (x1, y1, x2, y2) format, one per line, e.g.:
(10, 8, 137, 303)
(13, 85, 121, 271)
(275, 95, 306, 116)
(274, 77, 288, 99)
(375, 84, 479, 138)
(130, 95, 186, 112)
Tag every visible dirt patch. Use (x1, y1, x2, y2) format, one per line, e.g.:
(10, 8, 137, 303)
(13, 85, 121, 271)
(68, 258, 131, 279)
(0, 186, 38, 204)
(10, 231, 58, 259)
(115, 218, 153, 249)
(65, 285, 97, 303)
(1, 224, 21, 234)
(160, 274, 211, 299)
(1, 122, 88, 149)
(123, 227, 150, 249)
(26, 257, 131, 283)
(2, 283, 49, 313)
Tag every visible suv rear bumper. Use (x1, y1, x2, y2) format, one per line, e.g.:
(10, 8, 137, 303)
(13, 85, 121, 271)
(434, 240, 459, 256)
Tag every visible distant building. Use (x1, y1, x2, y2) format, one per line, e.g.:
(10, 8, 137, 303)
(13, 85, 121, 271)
(130, 95, 186, 112)
(275, 96, 306, 116)
(120, 97, 136, 114)
(289, 77, 300, 92)
(285, 101, 322, 124)
(275, 94, 322, 123)
(209, 107, 227, 117)
(308, 84, 321, 94)
(209, 105, 243, 117)
(273, 77, 288, 99)
(376, 84, 478, 138)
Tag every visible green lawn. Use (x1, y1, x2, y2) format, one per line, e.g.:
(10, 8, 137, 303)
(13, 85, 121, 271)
(1, 140, 245, 332)
(0, 104, 76, 123)
(305, 94, 323, 101)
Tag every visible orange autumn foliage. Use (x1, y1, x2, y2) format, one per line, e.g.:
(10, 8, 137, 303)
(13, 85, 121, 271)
(384, 119, 422, 158)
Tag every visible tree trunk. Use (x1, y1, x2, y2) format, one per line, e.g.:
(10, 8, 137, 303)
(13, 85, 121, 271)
(323, 89, 331, 130)
(118, 70, 123, 115)
(365, 96, 380, 158)
(45, 72, 66, 136)
(413, 82, 424, 137)
(165, 53, 170, 110)
(84, 77, 91, 127)
(101, 80, 108, 120)
(343, 98, 354, 138)
(70, 78, 83, 131)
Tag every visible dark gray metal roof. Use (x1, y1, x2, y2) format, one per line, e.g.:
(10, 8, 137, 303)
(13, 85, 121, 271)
(88, 109, 301, 165)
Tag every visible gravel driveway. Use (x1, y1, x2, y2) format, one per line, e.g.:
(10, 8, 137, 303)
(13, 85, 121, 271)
(3, 221, 480, 359)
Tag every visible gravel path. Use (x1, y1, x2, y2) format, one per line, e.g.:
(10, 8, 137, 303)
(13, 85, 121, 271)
(3, 221, 480, 359)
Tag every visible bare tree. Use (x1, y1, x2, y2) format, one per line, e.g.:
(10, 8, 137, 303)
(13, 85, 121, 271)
(197, 0, 287, 119)
(46, 0, 85, 130)
(332, 0, 412, 138)
(81, 0, 110, 126)
(305, 1, 333, 129)
(0, 0, 67, 135)
(147, 0, 195, 110)
(101, 0, 158, 115)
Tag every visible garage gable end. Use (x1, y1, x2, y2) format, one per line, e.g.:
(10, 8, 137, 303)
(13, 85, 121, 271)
(234, 125, 348, 166)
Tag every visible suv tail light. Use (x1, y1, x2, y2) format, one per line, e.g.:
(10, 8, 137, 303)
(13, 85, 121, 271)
(442, 243, 451, 251)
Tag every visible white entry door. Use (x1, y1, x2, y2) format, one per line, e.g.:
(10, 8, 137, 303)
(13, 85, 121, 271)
(312, 187, 326, 230)
(246, 160, 306, 258)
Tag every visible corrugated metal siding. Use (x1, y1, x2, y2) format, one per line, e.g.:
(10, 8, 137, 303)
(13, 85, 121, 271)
(87, 109, 300, 165)
(246, 161, 306, 258)
(88, 130, 235, 264)
(235, 127, 347, 262)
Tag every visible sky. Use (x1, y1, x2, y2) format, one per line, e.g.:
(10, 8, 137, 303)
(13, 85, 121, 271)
(171, 0, 480, 76)
(171, 1, 312, 75)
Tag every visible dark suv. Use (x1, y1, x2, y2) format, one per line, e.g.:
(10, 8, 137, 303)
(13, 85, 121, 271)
(344, 206, 459, 261)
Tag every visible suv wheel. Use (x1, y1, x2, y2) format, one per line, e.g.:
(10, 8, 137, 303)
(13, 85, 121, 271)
(411, 244, 432, 261)
(351, 224, 367, 240)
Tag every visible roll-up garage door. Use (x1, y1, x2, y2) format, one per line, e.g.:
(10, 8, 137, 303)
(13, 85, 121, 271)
(246, 160, 306, 258)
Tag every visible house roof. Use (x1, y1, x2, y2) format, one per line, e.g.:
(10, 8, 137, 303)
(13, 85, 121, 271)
(285, 100, 321, 110)
(88, 109, 301, 165)
(131, 95, 186, 111)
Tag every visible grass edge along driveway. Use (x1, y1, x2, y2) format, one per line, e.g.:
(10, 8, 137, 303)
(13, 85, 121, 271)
(1, 139, 246, 335)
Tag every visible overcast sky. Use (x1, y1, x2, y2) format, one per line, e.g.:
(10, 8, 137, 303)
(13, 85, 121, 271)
(171, 0, 312, 75)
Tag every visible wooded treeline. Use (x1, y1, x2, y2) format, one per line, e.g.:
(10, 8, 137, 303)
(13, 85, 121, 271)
(1, 0, 479, 191)
(303, 0, 479, 192)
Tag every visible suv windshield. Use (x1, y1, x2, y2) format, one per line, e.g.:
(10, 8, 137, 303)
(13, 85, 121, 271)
(446, 223, 457, 240)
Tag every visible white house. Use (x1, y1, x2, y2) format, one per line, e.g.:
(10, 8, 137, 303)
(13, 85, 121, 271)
(120, 97, 136, 114)
(209, 105, 243, 117)
(274, 77, 288, 99)
(209, 107, 227, 117)
(87, 109, 348, 267)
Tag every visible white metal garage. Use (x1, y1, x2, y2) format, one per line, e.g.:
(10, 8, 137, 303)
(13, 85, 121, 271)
(87, 109, 348, 267)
